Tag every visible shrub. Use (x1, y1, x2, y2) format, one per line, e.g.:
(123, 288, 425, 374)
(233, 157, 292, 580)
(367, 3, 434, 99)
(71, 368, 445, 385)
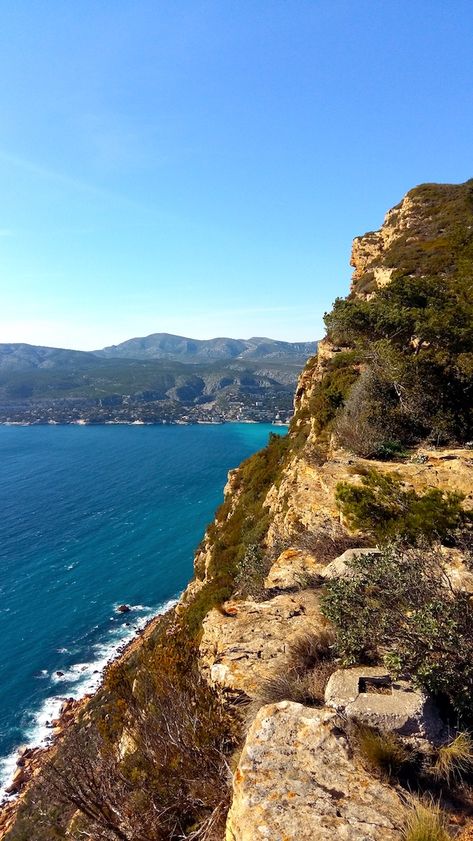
(324, 216, 473, 447)
(19, 634, 237, 841)
(335, 469, 467, 545)
(335, 367, 414, 458)
(403, 799, 451, 841)
(321, 544, 473, 721)
(432, 732, 473, 783)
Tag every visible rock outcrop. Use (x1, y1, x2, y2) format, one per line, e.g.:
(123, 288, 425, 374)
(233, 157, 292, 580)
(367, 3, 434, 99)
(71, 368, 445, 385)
(226, 702, 405, 841)
(350, 179, 473, 297)
(200, 591, 326, 697)
(325, 667, 444, 744)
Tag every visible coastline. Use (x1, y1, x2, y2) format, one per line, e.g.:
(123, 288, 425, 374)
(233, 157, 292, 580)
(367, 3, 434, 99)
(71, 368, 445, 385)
(0, 597, 179, 834)
(0, 419, 290, 427)
(0, 422, 288, 837)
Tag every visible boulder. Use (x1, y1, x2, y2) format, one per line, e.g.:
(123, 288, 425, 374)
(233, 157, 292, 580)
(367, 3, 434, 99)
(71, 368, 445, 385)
(325, 667, 444, 743)
(117, 604, 131, 613)
(264, 548, 321, 590)
(226, 701, 405, 840)
(5, 765, 30, 795)
(319, 547, 380, 580)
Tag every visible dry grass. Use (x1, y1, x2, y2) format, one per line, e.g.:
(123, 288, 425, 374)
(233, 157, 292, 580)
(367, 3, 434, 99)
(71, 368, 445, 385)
(287, 628, 336, 672)
(354, 724, 410, 778)
(250, 629, 338, 719)
(403, 799, 451, 841)
(432, 732, 473, 783)
(255, 670, 320, 707)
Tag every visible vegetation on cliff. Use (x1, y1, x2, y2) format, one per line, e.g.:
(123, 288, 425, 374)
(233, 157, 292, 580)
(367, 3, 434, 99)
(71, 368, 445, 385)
(321, 543, 473, 719)
(327, 269, 473, 449)
(291, 180, 473, 456)
(5, 179, 473, 840)
(335, 469, 468, 544)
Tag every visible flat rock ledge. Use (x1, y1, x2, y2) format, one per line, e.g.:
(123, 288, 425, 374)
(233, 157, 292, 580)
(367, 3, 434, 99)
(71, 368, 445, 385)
(226, 701, 405, 841)
(264, 547, 381, 591)
(325, 667, 444, 744)
(199, 591, 327, 697)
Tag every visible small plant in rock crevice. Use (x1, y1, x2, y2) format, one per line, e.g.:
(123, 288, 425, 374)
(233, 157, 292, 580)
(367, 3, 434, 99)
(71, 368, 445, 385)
(403, 798, 451, 841)
(251, 629, 338, 714)
(350, 723, 411, 779)
(432, 732, 473, 783)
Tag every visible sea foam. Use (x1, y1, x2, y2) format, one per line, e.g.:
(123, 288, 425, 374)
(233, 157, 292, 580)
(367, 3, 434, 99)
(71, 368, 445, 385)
(0, 598, 178, 802)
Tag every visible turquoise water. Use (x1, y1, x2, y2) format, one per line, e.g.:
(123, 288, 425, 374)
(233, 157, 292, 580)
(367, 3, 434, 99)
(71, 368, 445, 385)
(0, 423, 285, 795)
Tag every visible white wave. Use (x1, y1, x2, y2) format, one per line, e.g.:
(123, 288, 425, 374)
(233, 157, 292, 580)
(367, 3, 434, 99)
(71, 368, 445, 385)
(0, 596, 178, 803)
(111, 602, 151, 613)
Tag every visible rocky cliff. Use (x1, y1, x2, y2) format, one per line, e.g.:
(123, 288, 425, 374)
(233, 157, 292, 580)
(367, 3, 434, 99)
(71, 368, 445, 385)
(3, 180, 473, 840)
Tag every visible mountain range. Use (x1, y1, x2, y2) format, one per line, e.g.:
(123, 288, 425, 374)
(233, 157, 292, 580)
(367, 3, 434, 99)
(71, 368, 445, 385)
(0, 334, 316, 371)
(0, 333, 317, 424)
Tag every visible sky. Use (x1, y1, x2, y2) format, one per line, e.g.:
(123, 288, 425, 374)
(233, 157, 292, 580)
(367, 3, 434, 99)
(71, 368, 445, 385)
(1, 1, 473, 350)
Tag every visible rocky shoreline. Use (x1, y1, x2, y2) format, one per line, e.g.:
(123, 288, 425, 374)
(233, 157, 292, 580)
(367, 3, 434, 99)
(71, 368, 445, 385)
(0, 696, 84, 837)
(0, 603, 176, 837)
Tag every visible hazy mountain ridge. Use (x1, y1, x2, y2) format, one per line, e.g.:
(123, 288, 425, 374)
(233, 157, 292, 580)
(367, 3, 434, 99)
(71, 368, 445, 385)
(0, 343, 99, 371)
(0, 334, 317, 372)
(95, 333, 317, 363)
(0, 335, 317, 424)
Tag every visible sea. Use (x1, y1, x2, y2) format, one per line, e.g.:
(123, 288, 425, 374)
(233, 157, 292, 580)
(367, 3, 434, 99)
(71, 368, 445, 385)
(0, 422, 286, 798)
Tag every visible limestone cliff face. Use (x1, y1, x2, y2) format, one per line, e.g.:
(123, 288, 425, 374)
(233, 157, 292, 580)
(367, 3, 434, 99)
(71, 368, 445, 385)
(5, 180, 473, 841)
(197, 349, 472, 839)
(350, 179, 473, 296)
(350, 194, 420, 294)
(198, 180, 473, 841)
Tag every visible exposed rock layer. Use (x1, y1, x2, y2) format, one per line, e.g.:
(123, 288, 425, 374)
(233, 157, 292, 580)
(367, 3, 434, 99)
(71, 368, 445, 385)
(226, 702, 405, 841)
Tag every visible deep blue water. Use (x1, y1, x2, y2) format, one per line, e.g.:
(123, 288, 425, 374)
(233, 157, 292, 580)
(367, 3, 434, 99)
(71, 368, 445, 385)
(0, 423, 285, 795)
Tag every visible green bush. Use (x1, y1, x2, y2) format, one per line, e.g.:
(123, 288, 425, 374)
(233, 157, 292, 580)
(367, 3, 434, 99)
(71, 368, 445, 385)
(321, 544, 473, 720)
(324, 199, 473, 446)
(335, 469, 467, 544)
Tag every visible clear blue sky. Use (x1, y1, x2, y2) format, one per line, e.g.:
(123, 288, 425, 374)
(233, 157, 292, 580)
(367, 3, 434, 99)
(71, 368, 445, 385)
(1, 1, 472, 349)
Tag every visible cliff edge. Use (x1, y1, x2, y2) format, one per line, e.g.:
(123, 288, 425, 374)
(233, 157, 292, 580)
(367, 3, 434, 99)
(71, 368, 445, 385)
(3, 179, 473, 841)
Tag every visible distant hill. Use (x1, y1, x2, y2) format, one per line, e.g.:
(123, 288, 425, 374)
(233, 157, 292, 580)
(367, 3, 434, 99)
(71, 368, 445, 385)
(0, 334, 318, 424)
(95, 333, 317, 363)
(0, 343, 99, 371)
